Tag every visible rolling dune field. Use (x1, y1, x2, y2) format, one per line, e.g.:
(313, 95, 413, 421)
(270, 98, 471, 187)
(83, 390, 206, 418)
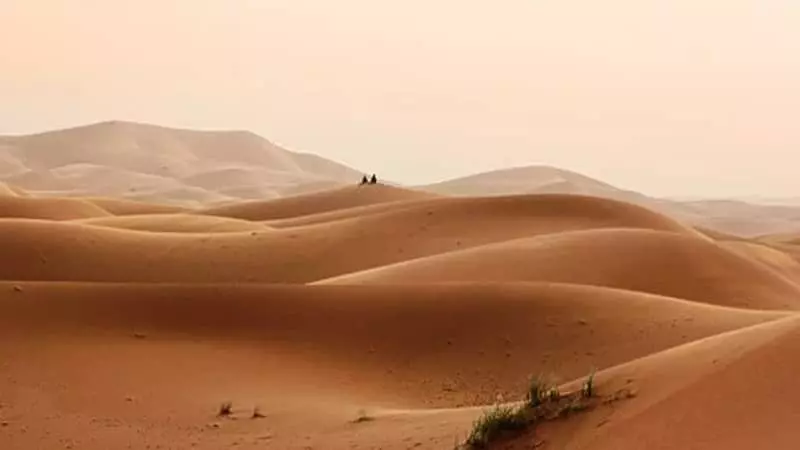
(3, 123, 800, 449)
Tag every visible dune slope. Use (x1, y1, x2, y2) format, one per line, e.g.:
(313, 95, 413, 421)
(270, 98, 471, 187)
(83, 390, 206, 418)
(198, 183, 437, 221)
(0, 181, 20, 196)
(0, 281, 787, 449)
(83, 196, 188, 215)
(0, 195, 111, 220)
(0, 121, 362, 205)
(504, 315, 800, 450)
(320, 228, 800, 310)
(2, 172, 799, 450)
(75, 214, 269, 233)
(0, 195, 697, 283)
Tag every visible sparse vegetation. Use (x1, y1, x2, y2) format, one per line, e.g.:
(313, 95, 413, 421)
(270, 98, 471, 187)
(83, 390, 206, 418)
(252, 406, 265, 419)
(465, 404, 528, 448)
(352, 408, 374, 423)
(525, 374, 559, 407)
(460, 370, 619, 449)
(218, 401, 233, 417)
(581, 369, 596, 399)
(525, 375, 548, 407)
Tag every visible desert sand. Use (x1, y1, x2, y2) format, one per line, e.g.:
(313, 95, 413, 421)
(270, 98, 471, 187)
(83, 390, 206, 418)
(4, 123, 800, 449)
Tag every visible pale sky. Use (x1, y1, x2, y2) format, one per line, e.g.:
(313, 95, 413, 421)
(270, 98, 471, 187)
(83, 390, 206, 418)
(1, 0, 799, 197)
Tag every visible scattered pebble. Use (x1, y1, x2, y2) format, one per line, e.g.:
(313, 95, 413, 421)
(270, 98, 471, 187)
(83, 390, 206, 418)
(12, 285, 23, 293)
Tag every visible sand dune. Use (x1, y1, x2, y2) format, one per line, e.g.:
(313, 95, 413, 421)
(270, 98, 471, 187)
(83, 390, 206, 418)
(419, 165, 800, 238)
(3, 133, 800, 450)
(420, 165, 627, 199)
(6, 120, 800, 238)
(0, 195, 695, 284)
(0, 195, 111, 220)
(266, 192, 697, 233)
(0, 281, 786, 449)
(0, 181, 20, 196)
(0, 121, 361, 205)
(199, 183, 437, 221)
(720, 240, 800, 285)
(320, 228, 800, 310)
(82, 196, 188, 215)
(513, 314, 800, 450)
(75, 214, 270, 233)
(261, 195, 431, 228)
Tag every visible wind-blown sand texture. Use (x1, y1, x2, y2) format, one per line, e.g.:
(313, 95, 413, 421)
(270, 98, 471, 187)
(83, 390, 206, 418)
(4, 123, 800, 449)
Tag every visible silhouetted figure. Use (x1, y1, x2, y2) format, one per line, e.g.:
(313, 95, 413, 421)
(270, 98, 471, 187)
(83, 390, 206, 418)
(360, 175, 368, 185)
(370, 174, 377, 185)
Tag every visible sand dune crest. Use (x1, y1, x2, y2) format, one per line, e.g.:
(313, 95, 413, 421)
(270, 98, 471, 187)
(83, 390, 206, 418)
(0, 195, 111, 220)
(198, 183, 437, 221)
(320, 228, 800, 310)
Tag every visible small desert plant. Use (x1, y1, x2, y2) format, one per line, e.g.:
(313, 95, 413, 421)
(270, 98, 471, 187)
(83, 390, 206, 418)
(251, 406, 265, 419)
(353, 408, 374, 423)
(218, 401, 233, 417)
(556, 396, 590, 417)
(459, 369, 614, 448)
(465, 404, 528, 448)
(547, 386, 561, 402)
(581, 369, 596, 399)
(526, 374, 558, 407)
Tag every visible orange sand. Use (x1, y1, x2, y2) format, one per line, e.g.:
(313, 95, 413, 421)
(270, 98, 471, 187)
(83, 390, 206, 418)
(2, 140, 800, 448)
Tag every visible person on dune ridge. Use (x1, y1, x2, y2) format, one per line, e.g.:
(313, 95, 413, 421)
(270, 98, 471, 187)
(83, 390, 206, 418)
(359, 174, 378, 185)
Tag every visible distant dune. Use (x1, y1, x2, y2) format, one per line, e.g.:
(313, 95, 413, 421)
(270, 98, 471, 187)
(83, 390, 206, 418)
(0, 121, 362, 206)
(320, 228, 800, 310)
(0, 194, 693, 284)
(420, 165, 625, 198)
(4, 122, 800, 236)
(4, 122, 800, 449)
(0, 194, 111, 220)
(81, 196, 188, 215)
(0, 181, 20, 196)
(75, 214, 270, 233)
(199, 183, 437, 221)
(418, 165, 800, 237)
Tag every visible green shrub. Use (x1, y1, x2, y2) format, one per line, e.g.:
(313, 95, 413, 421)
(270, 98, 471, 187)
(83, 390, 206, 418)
(582, 369, 596, 398)
(465, 404, 528, 448)
(526, 375, 548, 407)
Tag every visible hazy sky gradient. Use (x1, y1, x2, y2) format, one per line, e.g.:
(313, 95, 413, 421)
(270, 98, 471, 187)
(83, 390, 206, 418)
(2, 1, 799, 197)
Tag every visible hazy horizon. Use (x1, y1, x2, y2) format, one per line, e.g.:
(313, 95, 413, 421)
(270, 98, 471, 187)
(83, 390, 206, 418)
(2, 1, 799, 197)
